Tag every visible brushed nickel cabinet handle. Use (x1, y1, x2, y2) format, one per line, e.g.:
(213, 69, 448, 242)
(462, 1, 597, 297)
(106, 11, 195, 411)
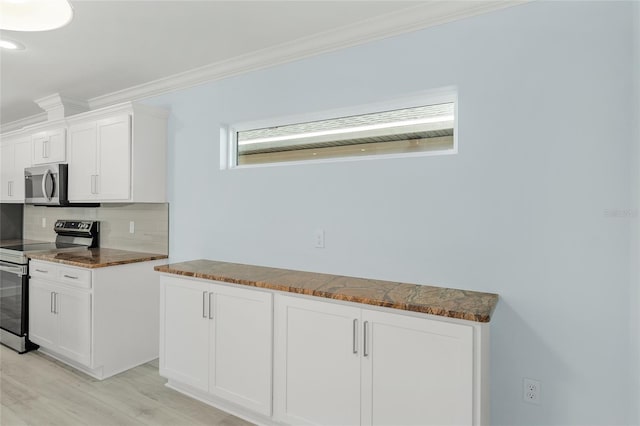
(353, 319, 358, 354)
(35, 269, 48, 273)
(363, 321, 369, 357)
(63, 274, 78, 279)
(208, 292, 214, 319)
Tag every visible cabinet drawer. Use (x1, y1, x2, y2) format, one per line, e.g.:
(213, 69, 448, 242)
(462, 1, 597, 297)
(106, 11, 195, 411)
(57, 266, 91, 289)
(30, 261, 57, 279)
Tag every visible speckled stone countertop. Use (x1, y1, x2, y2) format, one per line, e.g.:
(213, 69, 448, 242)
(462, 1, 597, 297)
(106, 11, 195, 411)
(155, 260, 499, 323)
(29, 248, 168, 269)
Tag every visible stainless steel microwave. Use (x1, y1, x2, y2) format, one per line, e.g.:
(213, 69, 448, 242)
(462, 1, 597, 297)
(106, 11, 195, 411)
(24, 164, 68, 206)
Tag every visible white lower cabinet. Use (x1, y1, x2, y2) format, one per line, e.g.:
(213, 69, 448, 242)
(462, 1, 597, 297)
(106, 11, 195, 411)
(160, 276, 273, 416)
(273, 296, 361, 426)
(29, 259, 165, 380)
(29, 279, 91, 366)
(274, 294, 477, 426)
(360, 309, 473, 426)
(159, 276, 489, 426)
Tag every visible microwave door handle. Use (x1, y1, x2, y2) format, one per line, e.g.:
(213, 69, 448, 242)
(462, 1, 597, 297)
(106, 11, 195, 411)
(42, 169, 52, 201)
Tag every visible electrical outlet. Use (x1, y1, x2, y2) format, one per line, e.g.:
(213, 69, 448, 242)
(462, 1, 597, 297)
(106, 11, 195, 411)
(41, 217, 46, 228)
(129, 221, 135, 234)
(523, 378, 540, 404)
(314, 229, 325, 248)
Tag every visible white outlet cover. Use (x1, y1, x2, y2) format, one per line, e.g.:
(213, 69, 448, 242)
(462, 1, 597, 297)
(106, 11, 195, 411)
(523, 378, 540, 404)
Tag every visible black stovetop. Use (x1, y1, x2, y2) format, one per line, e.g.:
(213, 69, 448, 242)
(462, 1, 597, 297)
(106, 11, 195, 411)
(0, 241, 87, 253)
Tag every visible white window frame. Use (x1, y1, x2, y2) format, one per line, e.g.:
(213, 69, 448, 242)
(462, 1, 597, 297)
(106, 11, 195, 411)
(221, 87, 458, 170)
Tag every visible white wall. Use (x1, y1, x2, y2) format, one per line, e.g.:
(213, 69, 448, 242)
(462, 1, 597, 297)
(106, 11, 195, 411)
(146, 2, 638, 424)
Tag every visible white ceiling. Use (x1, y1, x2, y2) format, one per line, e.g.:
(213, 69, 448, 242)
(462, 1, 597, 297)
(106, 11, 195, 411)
(0, 0, 523, 128)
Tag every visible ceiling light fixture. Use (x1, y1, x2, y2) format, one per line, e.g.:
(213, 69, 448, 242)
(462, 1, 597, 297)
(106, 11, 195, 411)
(0, 0, 73, 32)
(0, 38, 24, 50)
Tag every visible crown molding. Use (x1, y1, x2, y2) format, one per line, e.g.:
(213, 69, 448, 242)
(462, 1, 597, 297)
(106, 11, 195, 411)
(0, 112, 47, 134)
(3, 0, 528, 133)
(88, 0, 528, 109)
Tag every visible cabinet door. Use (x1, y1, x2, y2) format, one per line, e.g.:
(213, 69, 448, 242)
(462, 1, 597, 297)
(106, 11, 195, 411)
(0, 143, 14, 201)
(12, 139, 32, 200)
(56, 287, 91, 366)
(361, 309, 474, 426)
(274, 295, 361, 426)
(29, 279, 57, 348)
(96, 115, 131, 200)
(209, 284, 272, 415)
(33, 128, 66, 165)
(160, 276, 210, 392)
(68, 122, 98, 201)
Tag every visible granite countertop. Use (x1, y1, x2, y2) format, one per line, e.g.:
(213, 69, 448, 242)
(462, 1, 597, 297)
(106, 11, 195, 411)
(29, 248, 168, 269)
(155, 259, 499, 323)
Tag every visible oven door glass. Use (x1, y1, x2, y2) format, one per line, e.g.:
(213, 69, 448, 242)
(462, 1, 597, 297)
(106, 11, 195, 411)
(0, 262, 27, 336)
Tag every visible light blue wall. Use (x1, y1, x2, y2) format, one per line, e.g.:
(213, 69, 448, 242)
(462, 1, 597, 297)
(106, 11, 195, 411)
(146, 2, 638, 424)
(631, 1, 640, 424)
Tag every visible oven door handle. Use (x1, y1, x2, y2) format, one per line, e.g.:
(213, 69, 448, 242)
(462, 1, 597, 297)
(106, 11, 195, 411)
(0, 263, 27, 276)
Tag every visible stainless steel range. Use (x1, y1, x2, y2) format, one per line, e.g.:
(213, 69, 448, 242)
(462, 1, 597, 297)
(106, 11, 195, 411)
(0, 220, 99, 353)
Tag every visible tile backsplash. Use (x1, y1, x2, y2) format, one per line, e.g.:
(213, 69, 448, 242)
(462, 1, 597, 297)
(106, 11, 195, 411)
(24, 203, 168, 255)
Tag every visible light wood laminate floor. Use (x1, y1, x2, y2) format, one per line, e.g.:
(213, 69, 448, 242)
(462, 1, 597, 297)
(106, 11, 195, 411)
(0, 345, 252, 426)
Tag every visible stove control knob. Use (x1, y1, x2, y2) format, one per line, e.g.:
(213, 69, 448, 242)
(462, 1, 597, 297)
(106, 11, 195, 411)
(55, 221, 63, 228)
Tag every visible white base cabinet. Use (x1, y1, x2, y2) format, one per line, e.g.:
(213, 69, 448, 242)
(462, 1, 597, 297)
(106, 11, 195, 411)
(159, 275, 490, 426)
(160, 275, 273, 416)
(29, 259, 166, 379)
(30, 278, 91, 365)
(273, 295, 477, 426)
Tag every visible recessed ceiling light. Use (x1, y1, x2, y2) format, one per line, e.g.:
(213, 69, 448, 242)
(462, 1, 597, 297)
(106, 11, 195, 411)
(0, 0, 73, 32)
(0, 39, 25, 50)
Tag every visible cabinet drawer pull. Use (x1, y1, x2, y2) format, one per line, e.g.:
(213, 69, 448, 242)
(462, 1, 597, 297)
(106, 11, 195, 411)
(353, 319, 358, 354)
(51, 292, 58, 314)
(363, 321, 369, 357)
(202, 291, 207, 318)
(63, 274, 78, 279)
(35, 269, 48, 273)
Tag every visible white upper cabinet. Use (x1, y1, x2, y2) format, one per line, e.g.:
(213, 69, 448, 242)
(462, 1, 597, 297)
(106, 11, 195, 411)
(68, 115, 131, 201)
(32, 126, 66, 164)
(0, 101, 168, 204)
(67, 103, 168, 203)
(0, 134, 32, 202)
